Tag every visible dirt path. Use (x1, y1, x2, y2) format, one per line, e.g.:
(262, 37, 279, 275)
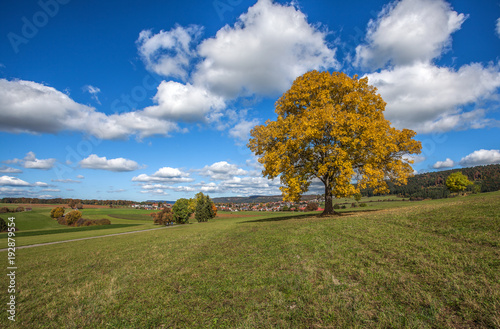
(0, 225, 176, 252)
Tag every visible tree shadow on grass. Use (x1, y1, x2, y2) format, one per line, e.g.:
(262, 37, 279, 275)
(0, 224, 140, 238)
(239, 209, 381, 223)
(339, 209, 379, 216)
(239, 213, 323, 223)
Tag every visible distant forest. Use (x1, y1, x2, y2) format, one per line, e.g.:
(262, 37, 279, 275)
(362, 164, 500, 200)
(0, 198, 136, 206)
(1, 164, 499, 205)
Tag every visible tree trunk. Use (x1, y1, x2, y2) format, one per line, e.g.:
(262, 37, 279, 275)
(322, 181, 337, 215)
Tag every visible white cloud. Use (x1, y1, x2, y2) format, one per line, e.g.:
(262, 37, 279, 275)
(76, 175, 85, 179)
(200, 182, 220, 193)
(83, 85, 101, 104)
(23, 151, 57, 170)
(194, 0, 338, 98)
(197, 175, 281, 196)
(140, 189, 168, 195)
(402, 154, 426, 164)
(6, 151, 56, 170)
(229, 119, 259, 143)
(166, 185, 196, 193)
(355, 0, 467, 69)
(0, 187, 27, 195)
(496, 18, 500, 38)
(0, 176, 31, 186)
(37, 194, 55, 199)
(459, 149, 500, 167)
(199, 161, 247, 181)
(79, 154, 140, 172)
(0, 166, 22, 173)
(137, 25, 203, 80)
(0, 79, 179, 140)
(132, 167, 194, 183)
(433, 158, 455, 169)
(355, 0, 500, 134)
(143, 81, 225, 122)
(366, 62, 500, 133)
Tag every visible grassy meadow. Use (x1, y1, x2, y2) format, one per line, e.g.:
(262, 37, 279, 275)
(0, 205, 159, 247)
(0, 192, 499, 328)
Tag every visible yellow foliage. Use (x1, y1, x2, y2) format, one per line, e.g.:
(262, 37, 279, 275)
(248, 71, 422, 212)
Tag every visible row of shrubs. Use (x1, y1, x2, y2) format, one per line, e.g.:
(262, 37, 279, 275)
(57, 216, 111, 227)
(0, 206, 25, 213)
(50, 207, 111, 227)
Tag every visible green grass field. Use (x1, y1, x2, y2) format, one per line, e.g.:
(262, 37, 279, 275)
(1, 192, 499, 328)
(0, 206, 158, 247)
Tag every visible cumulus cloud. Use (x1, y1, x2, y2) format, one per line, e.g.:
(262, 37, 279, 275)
(355, 0, 500, 134)
(79, 154, 141, 172)
(6, 151, 56, 170)
(0, 166, 22, 173)
(0, 176, 31, 186)
(355, 0, 467, 69)
(433, 158, 455, 169)
(136, 0, 338, 131)
(459, 149, 500, 167)
(0, 187, 27, 196)
(367, 62, 500, 133)
(143, 81, 225, 122)
(137, 25, 203, 80)
(194, 0, 337, 98)
(132, 167, 194, 183)
(140, 189, 168, 195)
(199, 161, 247, 181)
(197, 175, 282, 196)
(0, 79, 179, 140)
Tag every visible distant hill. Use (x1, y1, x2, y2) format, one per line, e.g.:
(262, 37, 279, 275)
(145, 200, 176, 204)
(364, 164, 500, 199)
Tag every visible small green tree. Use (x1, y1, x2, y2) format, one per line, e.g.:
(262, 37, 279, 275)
(65, 210, 82, 225)
(50, 207, 65, 219)
(172, 198, 193, 224)
(195, 193, 215, 222)
(354, 193, 362, 202)
(446, 172, 472, 194)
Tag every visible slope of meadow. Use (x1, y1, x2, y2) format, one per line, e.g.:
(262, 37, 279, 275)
(0, 192, 499, 328)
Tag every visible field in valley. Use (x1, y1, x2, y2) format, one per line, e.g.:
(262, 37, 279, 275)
(0, 192, 499, 328)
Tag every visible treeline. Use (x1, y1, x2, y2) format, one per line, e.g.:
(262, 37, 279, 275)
(0, 197, 135, 207)
(362, 164, 500, 199)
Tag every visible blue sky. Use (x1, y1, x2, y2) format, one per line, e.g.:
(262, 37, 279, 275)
(0, 0, 499, 201)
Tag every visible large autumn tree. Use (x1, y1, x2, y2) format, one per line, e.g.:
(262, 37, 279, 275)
(248, 71, 422, 215)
